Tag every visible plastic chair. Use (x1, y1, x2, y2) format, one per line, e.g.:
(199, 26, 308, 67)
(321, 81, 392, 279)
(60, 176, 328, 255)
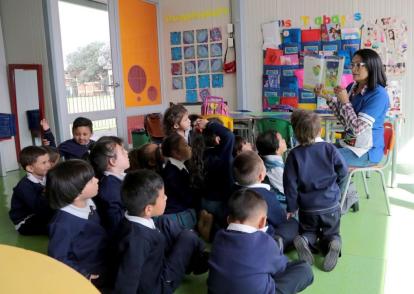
(202, 114, 234, 131)
(255, 117, 295, 148)
(144, 113, 164, 144)
(340, 122, 395, 216)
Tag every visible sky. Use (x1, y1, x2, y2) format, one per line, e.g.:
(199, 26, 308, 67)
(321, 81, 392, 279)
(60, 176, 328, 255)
(58, 1, 110, 67)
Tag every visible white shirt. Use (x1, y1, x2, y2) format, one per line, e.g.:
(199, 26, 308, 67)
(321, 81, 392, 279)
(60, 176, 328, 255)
(246, 183, 271, 191)
(167, 157, 188, 172)
(103, 171, 126, 181)
(125, 212, 156, 230)
(263, 155, 284, 194)
(60, 199, 96, 220)
(227, 223, 268, 233)
(27, 173, 46, 186)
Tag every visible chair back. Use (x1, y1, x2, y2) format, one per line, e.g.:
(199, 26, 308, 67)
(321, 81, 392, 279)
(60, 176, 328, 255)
(144, 113, 164, 142)
(383, 122, 395, 156)
(255, 118, 295, 148)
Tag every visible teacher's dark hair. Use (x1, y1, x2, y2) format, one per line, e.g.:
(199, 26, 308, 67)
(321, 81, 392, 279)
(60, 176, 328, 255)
(354, 48, 387, 90)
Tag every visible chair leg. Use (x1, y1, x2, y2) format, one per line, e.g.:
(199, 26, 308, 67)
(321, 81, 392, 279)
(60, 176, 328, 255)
(378, 170, 391, 216)
(340, 171, 354, 210)
(362, 171, 370, 199)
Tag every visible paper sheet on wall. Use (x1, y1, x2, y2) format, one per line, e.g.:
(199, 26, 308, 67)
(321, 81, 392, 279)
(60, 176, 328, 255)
(262, 21, 281, 50)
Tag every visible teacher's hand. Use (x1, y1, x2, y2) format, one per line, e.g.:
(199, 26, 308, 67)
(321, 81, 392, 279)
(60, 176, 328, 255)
(314, 84, 332, 101)
(333, 86, 349, 104)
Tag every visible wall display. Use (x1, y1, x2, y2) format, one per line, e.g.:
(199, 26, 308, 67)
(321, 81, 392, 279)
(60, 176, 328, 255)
(386, 80, 402, 116)
(170, 27, 224, 102)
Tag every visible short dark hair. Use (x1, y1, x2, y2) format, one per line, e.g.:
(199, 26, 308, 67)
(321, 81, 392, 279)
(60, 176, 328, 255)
(19, 146, 48, 170)
(161, 133, 185, 157)
(256, 130, 280, 156)
(46, 159, 95, 209)
(72, 117, 93, 133)
(163, 104, 188, 136)
(43, 146, 60, 163)
(233, 135, 248, 157)
(121, 169, 164, 216)
(89, 136, 123, 176)
(291, 110, 321, 146)
(128, 143, 163, 173)
(353, 49, 387, 90)
(228, 189, 267, 222)
(233, 150, 264, 186)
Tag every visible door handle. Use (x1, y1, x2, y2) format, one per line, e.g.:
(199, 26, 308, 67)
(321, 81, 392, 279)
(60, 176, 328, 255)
(108, 82, 120, 88)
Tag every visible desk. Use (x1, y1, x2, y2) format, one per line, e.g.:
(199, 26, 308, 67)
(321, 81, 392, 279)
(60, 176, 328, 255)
(0, 244, 99, 294)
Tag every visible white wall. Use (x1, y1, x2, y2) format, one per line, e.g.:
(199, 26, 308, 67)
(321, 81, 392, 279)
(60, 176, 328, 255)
(160, 0, 237, 111)
(0, 0, 55, 169)
(238, 0, 414, 165)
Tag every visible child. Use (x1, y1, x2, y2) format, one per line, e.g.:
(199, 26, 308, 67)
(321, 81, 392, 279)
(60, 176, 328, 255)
(41, 117, 95, 160)
(208, 189, 313, 294)
(233, 135, 253, 157)
(114, 169, 208, 293)
(127, 143, 164, 174)
(162, 104, 191, 142)
(43, 146, 60, 167)
(89, 136, 130, 235)
(46, 159, 109, 283)
(9, 146, 53, 235)
(284, 110, 348, 272)
(233, 150, 299, 251)
(256, 130, 287, 205)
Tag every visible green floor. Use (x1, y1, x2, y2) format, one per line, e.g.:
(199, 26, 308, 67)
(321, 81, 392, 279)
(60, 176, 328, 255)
(1, 168, 413, 294)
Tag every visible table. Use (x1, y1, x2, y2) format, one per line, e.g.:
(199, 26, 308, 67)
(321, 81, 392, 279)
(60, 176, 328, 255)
(0, 244, 100, 294)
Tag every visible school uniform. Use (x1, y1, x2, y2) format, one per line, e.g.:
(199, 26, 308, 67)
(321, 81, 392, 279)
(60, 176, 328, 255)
(202, 122, 235, 228)
(43, 128, 57, 147)
(48, 199, 108, 278)
(114, 214, 206, 294)
(58, 139, 95, 160)
(94, 172, 125, 236)
(262, 155, 287, 206)
(236, 183, 299, 249)
(208, 223, 313, 294)
(283, 139, 348, 251)
(9, 174, 53, 235)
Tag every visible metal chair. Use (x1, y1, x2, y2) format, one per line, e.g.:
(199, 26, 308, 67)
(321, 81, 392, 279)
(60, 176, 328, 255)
(340, 122, 395, 216)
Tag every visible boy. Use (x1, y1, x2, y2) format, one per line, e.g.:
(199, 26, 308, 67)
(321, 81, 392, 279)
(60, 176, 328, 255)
(41, 117, 95, 160)
(114, 170, 208, 294)
(9, 146, 53, 235)
(284, 110, 348, 272)
(208, 189, 313, 294)
(256, 130, 287, 203)
(233, 151, 298, 252)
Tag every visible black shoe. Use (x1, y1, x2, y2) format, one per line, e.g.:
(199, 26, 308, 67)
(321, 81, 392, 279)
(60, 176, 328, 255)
(323, 239, 341, 272)
(191, 251, 210, 275)
(293, 236, 314, 265)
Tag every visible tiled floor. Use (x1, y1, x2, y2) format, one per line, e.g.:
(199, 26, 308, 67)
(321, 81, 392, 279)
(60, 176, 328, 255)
(1, 167, 413, 294)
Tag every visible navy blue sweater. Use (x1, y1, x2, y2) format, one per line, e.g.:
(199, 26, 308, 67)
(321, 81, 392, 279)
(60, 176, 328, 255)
(94, 175, 124, 235)
(283, 142, 348, 214)
(203, 122, 235, 202)
(208, 229, 288, 294)
(9, 177, 52, 226)
(114, 217, 184, 294)
(161, 161, 195, 214)
(48, 208, 108, 277)
(58, 139, 95, 160)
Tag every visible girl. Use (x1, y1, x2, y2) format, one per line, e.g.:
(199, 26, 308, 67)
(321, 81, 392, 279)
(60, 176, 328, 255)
(163, 104, 191, 142)
(89, 136, 130, 235)
(127, 143, 164, 174)
(46, 159, 108, 284)
(232, 135, 253, 157)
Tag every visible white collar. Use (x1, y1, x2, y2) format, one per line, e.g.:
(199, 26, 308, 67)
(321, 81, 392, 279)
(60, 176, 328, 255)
(246, 183, 271, 191)
(125, 212, 156, 229)
(263, 154, 284, 163)
(167, 157, 188, 172)
(315, 137, 324, 143)
(227, 223, 268, 233)
(103, 171, 126, 181)
(27, 173, 46, 186)
(60, 199, 96, 220)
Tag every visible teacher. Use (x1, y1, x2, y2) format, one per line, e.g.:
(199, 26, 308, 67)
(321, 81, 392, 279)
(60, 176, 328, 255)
(315, 48, 390, 167)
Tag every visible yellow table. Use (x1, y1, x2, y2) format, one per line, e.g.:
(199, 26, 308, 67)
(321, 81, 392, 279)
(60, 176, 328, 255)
(0, 244, 99, 294)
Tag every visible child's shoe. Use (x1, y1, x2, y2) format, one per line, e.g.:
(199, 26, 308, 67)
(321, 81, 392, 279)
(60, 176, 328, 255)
(323, 239, 341, 272)
(294, 235, 314, 265)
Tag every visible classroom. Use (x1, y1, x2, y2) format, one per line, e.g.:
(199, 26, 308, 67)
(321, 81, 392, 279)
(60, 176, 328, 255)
(0, 0, 413, 293)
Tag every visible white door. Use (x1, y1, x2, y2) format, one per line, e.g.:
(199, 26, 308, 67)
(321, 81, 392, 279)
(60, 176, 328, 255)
(47, 0, 125, 142)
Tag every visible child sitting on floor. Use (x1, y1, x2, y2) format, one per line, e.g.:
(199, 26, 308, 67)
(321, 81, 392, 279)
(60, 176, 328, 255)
(208, 189, 313, 294)
(127, 143, 164, 174)
(233, 135, 253, 157)
(162, 104, 191, 143)
(114, 169, 208, 293)
(9, 146, 53, 235)
(89, 136, 130, 236)
(284, 109, 348, 272)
